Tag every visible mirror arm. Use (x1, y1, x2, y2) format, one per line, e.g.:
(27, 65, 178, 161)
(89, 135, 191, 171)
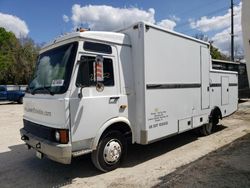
(78, 86, 83, 98)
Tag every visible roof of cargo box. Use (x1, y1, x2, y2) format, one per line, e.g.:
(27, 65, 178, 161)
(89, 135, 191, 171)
(41, 21, 209, 52)
(41, 31, 131, 52)
(118, 21, 210, 46)
(212, 59, 240, 65)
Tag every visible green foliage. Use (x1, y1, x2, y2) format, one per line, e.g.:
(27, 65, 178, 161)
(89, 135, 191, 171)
(210, 45, 230, 60)
(193, 32, 230, 61)
(0, 27, 39, 84)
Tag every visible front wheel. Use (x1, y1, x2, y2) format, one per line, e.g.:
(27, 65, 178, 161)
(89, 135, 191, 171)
(91, 131, 127, 172)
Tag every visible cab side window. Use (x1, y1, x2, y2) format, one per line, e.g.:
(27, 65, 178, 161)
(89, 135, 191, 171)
(83, 42, 112, 54)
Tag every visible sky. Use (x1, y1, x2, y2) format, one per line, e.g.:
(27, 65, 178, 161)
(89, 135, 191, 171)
(0, 0, 243, 56)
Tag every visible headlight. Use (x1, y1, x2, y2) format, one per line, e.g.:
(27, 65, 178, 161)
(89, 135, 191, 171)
(55, 131, 60, 142)
(54, 130, 69, 144)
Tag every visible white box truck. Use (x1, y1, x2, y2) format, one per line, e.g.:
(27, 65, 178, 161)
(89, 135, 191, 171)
(20, 22, 238, 172)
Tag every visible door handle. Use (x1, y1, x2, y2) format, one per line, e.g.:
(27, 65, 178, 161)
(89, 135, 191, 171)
(109, 96, 120, 100)
(109, 96, 120, 104)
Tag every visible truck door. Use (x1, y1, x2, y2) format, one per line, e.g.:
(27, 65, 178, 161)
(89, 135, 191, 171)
(201, 46, 210, 109)
(221, 76, 229, 105)
(70, 53, 120, 144)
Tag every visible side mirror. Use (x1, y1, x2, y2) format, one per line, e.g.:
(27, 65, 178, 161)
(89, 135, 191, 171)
(76, 56, 90, 98)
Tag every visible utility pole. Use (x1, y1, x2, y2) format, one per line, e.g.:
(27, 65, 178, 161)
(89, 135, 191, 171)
(231, 0, 234, 61)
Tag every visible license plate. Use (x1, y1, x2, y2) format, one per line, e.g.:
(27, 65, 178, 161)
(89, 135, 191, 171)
(36, 151, 43, 159)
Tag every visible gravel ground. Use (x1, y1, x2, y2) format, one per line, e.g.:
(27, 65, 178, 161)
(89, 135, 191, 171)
(0, 100, 249, 188)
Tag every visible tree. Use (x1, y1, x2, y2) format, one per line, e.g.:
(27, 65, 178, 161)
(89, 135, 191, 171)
(194, 33, 209, 42)
(0, 28, 19, 84)
(0, 27, 39, 84)
(210, 45, 230, 60)
(15, 37, 39, 84)
(194, 32, 230, 60)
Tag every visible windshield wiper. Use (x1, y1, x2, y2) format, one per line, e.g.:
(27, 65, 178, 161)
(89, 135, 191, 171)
(31, 86, 54, 95)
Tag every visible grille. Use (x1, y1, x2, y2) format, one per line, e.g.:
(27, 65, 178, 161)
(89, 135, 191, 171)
(23, 119, 56, 142)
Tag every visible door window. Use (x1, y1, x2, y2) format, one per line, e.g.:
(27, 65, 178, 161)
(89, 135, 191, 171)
(76, 56, 114, 87)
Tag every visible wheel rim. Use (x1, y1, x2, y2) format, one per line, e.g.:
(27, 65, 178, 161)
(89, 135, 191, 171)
(103, 139, 122, 164)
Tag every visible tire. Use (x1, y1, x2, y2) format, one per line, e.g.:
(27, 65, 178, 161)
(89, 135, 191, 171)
(211, 114, 219, 126)
(17, 97, 23, 104)
(91, 131, 127, 172)
(200, 122, 213, 136)
(210, 108, 221, 126)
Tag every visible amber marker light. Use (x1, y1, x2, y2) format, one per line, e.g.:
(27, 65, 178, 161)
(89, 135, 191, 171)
(59, 130, 69, 144)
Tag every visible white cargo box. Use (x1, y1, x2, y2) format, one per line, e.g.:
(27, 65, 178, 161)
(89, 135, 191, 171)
(121, 22, 237, 143)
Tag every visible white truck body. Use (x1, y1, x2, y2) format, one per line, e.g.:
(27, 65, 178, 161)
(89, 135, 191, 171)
(20, 22, 238, 171)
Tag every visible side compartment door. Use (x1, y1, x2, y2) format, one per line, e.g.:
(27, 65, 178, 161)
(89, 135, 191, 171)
(201, 46, 210, 109)
(221, 76, 229, 105)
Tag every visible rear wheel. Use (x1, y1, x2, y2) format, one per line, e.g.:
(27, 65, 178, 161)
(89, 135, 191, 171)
(211, 113, 220, 126)
(91, 131, 127, 172)
(200, 122, 213, 136)
(199, 109, 221, 136)
(210, 107, 221, 127)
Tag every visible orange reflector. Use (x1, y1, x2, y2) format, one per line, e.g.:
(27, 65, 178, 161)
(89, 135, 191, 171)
(80, 28, 88, 32)
(59, 130, 69, 144)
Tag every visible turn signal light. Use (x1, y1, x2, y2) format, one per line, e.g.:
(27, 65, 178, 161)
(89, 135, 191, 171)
(59, 130, 69, 144)
(55, 130, 69, 144)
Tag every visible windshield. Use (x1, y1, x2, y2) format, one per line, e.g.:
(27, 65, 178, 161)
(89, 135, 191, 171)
(28, 42, 78, 95)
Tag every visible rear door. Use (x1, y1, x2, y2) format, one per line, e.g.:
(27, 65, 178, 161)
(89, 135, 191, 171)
(201, 46, 210, 109)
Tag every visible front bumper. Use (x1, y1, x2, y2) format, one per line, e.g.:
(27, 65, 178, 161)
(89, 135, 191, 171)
(20, 128, 72, 164)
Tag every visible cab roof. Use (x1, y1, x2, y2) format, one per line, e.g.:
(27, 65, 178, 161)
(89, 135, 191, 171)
(41, 31, 131, 52)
